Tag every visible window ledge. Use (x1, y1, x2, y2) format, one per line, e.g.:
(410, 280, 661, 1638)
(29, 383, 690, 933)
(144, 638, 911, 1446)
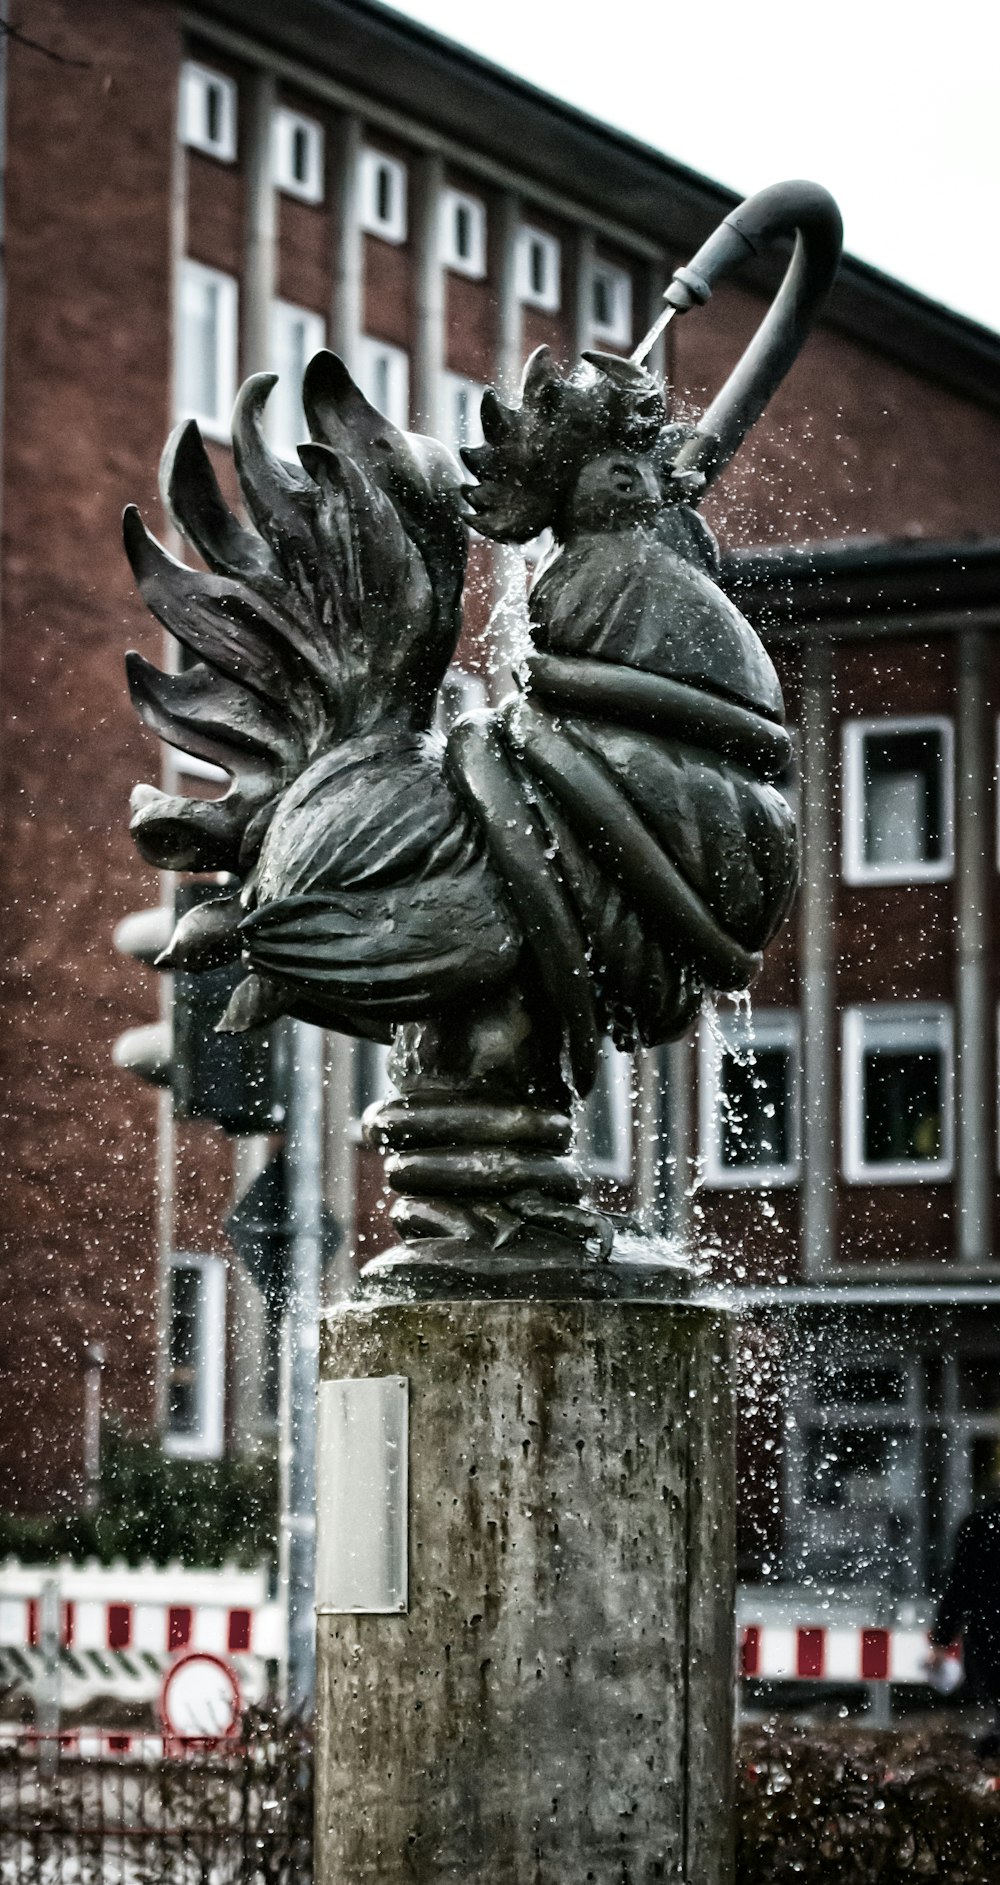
(702, 1169, 801, 1191)
(843, 863, 954, 887)
(842, 1163, 953, 1186)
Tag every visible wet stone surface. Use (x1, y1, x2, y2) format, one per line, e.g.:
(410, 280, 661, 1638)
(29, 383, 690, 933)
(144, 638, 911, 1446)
(316, 1292, 734, 1885)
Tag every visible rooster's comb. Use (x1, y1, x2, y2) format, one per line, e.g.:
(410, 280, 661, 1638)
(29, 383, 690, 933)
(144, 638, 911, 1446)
(461, 347, 667, 543)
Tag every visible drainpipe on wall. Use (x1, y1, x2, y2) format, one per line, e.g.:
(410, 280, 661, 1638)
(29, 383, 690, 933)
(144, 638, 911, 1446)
(800, 634, 835, 1276)
(956, 623, 990, 1265)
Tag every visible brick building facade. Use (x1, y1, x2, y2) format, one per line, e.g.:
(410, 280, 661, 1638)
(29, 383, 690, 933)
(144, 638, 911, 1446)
(2, 0, 1000, 1611)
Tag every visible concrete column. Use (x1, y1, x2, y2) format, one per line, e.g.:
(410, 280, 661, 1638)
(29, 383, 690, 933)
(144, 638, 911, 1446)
(229, 1135, 272, 1449)
(486, 189, 527, 704)
(330, 112, 363, 376)
(494, 189, 522, 396)
(664, 1033, 694, 1245)
(280, 1019, 326, 1711)
(242, 70, 278, 378)
(412, 151, 445, 436)
(800, 635, 835, 1275)
(323, 1029, 358, 1304)
(642, 257, 670, 381)
(635, 1045, 668, 1233)
(316, 1272, 735, 1885)
(955, 625, 991, 1265)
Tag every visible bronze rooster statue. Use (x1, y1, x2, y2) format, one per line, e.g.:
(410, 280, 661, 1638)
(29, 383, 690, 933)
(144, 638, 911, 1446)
(123, 181, 842, 1264)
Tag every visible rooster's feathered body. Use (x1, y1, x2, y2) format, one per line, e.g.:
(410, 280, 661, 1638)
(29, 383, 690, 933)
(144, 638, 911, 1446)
(124, 344, 796, 1248)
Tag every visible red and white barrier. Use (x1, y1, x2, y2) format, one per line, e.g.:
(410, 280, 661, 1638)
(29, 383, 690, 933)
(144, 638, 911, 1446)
(0, 1561, 283, 1662)
(739, 1622, 957, 1685)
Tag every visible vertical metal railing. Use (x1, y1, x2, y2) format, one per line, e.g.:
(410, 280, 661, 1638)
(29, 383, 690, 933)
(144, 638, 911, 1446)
(0, 1726, 313, 1884)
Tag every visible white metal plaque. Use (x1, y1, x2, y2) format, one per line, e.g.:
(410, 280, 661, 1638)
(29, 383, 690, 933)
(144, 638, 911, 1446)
(315, 1375, 409, 1613)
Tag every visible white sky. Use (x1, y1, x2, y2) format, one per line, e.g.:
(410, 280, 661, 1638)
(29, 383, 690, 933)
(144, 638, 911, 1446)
(382, 0, 1000, 334)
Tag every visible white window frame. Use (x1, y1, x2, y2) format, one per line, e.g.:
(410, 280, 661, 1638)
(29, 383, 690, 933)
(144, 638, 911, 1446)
(516, 225, 561, 312)
(578, 1043, 633, 1182)
(350, 1040, 395, 1143)
(699, 1009, 801, 1189)
(175, 259, 238, 442)
(590, 260, 633, 347)
(268, 301, 326, 460)
(842, 715, 954, 885)
(842, 1004, 954, 1185)
(441, 371, 486, 456)
(179, 61, 237, 163)
(272, 106, 324, 204)
(440, 188, 487, 278)
(163, 1253, 226, 1460)
(356, 337, 410, 430)
(359, 148, 407, 243)
(436, 666, 488, 737)
(171, 751, 227, 784)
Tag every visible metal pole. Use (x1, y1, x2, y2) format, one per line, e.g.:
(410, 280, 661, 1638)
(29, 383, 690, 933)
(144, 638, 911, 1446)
(330, 113, 363, 377)
(800, 635, 835, 1276)
(81, 1343, 105, 1510)
(955, 623, 989, 1266)
(38, 1577, 60, 1769)
(280, 1018, 325, 1713)
(411, 151, 445, 437)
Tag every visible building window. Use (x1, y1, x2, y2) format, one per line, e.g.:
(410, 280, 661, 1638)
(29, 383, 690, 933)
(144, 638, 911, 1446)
(436, 666, 487, 737)
(359, 148, 407, 243)
(578, 1043, 632, 1182)
(269, 302, 326, 459)
(273, 107, 324, 203)
(842, 1005, 954, 1183)
(590, 261, 632, 346)
(842, 717, 954, 884)
(440, 189, 487, 277)
(699, 1010, 800, 1187)
(164, 1254, 226, 1460)
(785, 1340, 1000, 1594)
(517, 226, 561, 311)
(179, 61, 237, 163)
(357, 337, 410, 430)
(352, 1038, 394, 1142)
(176, 260, 238, 440)
(441, 372, 486, 455)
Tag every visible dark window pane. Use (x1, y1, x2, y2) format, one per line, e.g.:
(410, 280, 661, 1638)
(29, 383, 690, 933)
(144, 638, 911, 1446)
(593, 274, 611, 326)
(354, 1039, 389, 1119)
(863, 728, 943, 867)
(205, 83, 222, 145)
(376, 164, 392, 223)
(292, 125, 309, 183)
(168, 1267, 202, 1434)
(972, 1433, 1000, 1500)
(585, 1059, 618, 1167)
(719, 1046, 791, 1168)
(958, 1357, 1000, 1414)
(455, 203, 471, 258)
(805, 1425, 908, 1508)
(815, 1365, 907, 1406)
(530, 240, 545, 296)
(863, 1047, 942, 1163)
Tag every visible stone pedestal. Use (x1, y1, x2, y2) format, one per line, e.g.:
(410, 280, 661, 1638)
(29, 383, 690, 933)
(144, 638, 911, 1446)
(315, 1254, 735, 1885)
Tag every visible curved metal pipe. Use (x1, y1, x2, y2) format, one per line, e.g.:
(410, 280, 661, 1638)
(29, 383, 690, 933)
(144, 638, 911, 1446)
(635, 179, 843, 493)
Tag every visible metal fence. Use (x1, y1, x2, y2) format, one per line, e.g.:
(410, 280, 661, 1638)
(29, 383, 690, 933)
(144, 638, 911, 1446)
(0, 1724, 312, 1885)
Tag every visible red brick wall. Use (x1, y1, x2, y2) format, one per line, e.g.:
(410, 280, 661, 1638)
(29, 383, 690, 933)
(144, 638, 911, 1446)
(675, 282, 1000, 547)
(0, 0, 180, 1506)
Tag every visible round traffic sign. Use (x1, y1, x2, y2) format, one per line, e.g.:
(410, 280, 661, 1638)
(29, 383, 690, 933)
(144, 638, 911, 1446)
(159, 1650, 242, 1740)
